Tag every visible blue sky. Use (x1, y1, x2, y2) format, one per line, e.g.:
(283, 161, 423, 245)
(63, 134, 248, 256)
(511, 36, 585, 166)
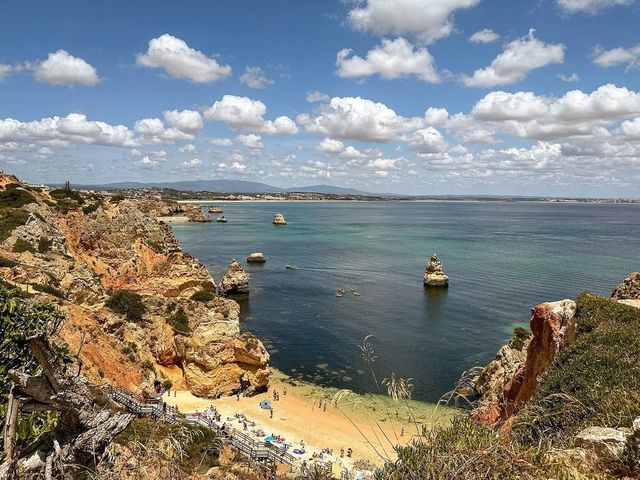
(1, 0, 640, 196)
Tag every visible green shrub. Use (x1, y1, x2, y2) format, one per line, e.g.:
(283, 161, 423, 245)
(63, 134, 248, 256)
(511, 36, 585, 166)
(0, 208, 29, 241)
(141, 360, 155, 371)
(82, 203, 100, 215)
(513, 293, 640, 448)
(37, 237, 53, 253)
(12, 238, 36, 254)
(106, 291, 146, 322)
(31, 283, 64, 298)
(120, 345, 133, 355)
(375, 417, 576, 480)
(115, 419, 220, 473)
(0, 256, 17, 268)
(110, 194, 125, 203)
(509, 326, 532, 351)
(0, 185, 36, 208)
(169, 306, 190, 334)
(190, 290, 215, 302)
(50, 188, 85, 205)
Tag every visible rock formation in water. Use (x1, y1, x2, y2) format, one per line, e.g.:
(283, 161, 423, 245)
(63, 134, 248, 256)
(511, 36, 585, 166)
(272, 212, 287, 225)
(611, 272, 640, 300)
(246, 252, 266, 263)
(208, 205, 223, 214)
(424, 254, 449, 287)
(184, 204, 210, 222)
(220, 260, 251, 295)
(470, 299, 577, 424)
(0, 173, 268, 399)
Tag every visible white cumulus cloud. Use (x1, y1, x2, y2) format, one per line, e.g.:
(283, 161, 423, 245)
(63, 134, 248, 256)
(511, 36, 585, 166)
(163, 109, 203, 134)
(347, 0, 481, 44)
(236, 133, 263, 149)
(336, 38, 439, 83)
(556, 0, 634, 14)
(469, 28, 500, 43)
(304, 96, 424, 143)
(181, 158, 203, 169)
(462, 30, 565, 87)
(593, 44, 640, 70)
(136, 34, 231, 83)
(240, 66, 274, 89)
(31, 50, 100, 86)
(306, 90, 330, 103)
(204, 95, 298, 135)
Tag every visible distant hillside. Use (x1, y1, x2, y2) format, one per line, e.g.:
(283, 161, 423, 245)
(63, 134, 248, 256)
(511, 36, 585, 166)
(81, 179, 376, 195)
(287, 184, 374, 196)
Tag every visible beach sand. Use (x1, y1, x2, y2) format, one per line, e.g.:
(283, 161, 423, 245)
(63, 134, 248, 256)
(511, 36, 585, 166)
(164, 369, 457, 469)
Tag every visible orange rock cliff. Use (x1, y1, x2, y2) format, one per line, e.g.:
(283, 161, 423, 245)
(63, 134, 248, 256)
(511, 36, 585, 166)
(0, 173, 269, 397)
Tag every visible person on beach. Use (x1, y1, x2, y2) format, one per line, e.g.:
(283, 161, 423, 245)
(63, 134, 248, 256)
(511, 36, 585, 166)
(323, 402, 327, 412)
(401, 427, 404, 437)
(340, 447, 344, 457)
(270, 408, 273, 419)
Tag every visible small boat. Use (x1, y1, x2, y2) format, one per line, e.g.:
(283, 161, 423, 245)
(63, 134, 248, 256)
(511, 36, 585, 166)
(285, 264, 298, 270)
(216, 216, 227, 223)
(353, 291, 361, 297)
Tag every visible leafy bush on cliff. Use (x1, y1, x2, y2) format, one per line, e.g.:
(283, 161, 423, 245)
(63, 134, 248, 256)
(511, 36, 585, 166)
(0, 185, 36, 208)
(375, 416, 582, 480)
(190, 290, 215, 302)
(114, 418, 221, 474)
(49, 188, 86, 212)
(32, 283, 65, 299)
(12, 238, 36, 254)
(106, 291, 146, 321)
(0, 256, 18, 268)
(513, 293, 640, 448)
(0, 208, 29, 241)
(37, 236, 52, 253)
(169, 306, 190, 334)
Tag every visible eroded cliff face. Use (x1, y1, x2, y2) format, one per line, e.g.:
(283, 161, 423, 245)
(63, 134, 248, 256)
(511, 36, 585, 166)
(470, 299, 577, 425)
(0, 174, 269, 397)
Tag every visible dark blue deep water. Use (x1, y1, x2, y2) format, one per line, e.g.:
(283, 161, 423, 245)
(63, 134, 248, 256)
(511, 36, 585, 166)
(171, 201, 640, 402)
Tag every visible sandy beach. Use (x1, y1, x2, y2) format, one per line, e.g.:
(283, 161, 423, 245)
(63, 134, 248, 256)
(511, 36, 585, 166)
(164, 369, 457, 470)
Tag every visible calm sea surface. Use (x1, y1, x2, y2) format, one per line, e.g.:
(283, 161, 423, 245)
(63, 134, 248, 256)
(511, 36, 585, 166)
(172, 201, 640, 402)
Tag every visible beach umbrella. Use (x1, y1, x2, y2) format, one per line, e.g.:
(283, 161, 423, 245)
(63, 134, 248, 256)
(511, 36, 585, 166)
(260, 399, 272, 409)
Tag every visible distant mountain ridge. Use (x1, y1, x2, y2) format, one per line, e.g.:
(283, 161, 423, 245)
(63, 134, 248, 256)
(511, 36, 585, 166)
(80, 179, 376, 195)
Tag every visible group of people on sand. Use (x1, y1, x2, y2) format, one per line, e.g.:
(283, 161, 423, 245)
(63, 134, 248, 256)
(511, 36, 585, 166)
(313, 399, 329, 412)
(272, 387, 286, 401)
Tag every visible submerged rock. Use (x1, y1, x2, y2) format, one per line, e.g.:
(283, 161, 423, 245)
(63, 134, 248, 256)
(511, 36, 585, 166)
(424, 254, 449, 287)
(273, 212, 287, 225)
(246, 252, 266, 263)
(220, 260, 250, 295)
(611, 272, 640, 300)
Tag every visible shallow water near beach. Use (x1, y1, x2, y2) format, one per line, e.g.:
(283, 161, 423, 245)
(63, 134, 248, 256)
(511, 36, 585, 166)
(172, 201, 640, 402)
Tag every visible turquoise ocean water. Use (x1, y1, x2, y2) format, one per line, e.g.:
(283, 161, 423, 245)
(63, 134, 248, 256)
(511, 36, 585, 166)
(171, 201, 640, 402)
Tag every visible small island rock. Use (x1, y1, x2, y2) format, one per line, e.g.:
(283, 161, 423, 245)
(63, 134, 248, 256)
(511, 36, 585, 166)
(424, 254, 449, 288)
(220, 260, 250, 295)
(184, 205, 211, 222)
(273, 213, 287, 225)
(246, 252, 266, 263)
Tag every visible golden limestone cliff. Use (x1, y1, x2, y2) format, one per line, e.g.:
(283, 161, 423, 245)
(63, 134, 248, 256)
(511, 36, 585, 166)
(0, 173, 269, 398)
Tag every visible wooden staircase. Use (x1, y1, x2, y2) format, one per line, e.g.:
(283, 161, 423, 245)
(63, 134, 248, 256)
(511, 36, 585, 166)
(105, 386, 298, 471)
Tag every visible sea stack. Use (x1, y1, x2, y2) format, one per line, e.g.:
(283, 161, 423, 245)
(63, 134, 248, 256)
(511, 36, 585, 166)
(424, 254, 449, 288)
(247, 252, 266, 264)
(220, 259, 250, 295)
(273, 212, 287, 225)
(208, 205, 223, 214)
(184, 205, 211, 222)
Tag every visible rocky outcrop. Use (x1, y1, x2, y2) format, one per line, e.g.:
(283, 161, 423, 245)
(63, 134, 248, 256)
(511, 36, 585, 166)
(208, 205, 223, 214)
(424, 254, 449, 287)
(220, 260, 250, 295)
(272, 213, 287, 225)
(0, 173, 269, 400)
(246, 252, 266, 263)
(611, 272, 640, 300)
(470, 300, 577, 424)
(574, 427, 629, 462)
(184, 204, 210, 222)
